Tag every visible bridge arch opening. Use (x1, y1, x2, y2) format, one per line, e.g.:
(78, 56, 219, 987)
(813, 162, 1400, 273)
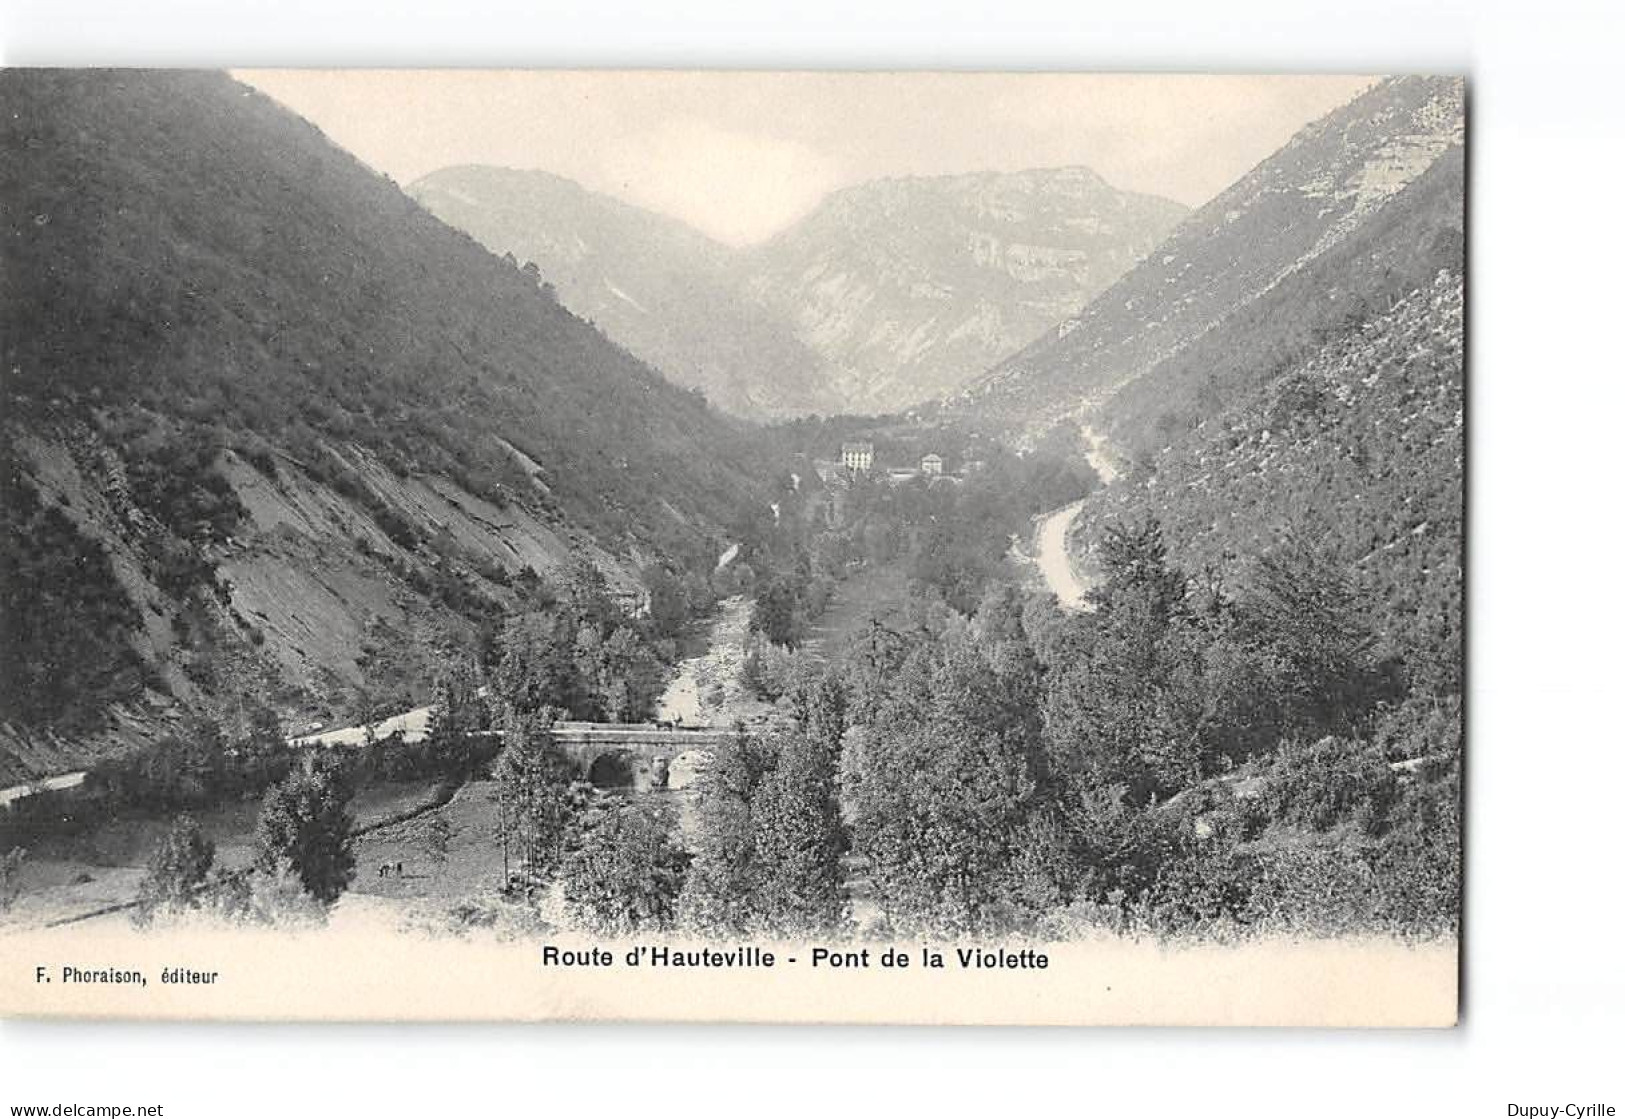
(587, 751, 638, 789)
(667, 750, 708, 791)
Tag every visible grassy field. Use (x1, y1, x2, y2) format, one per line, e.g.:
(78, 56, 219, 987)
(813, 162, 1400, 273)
(1, 776, 447, 931)
(802, 564, 911, 664)
(338, 782, 710, 937)
(350, 779, 503, 903)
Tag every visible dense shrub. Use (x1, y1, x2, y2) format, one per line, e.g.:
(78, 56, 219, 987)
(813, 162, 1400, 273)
(560, 799, 689, 933)
(1265, 736, 1400, 836)
(133, 815, 215, 927)
(253, 757, 357, 905)
(0, 455, 145, 728)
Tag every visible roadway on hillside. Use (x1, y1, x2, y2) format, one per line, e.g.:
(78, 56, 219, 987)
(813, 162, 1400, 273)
(1029, 420, 1120, 611)
(1033, 500, 1092, 611)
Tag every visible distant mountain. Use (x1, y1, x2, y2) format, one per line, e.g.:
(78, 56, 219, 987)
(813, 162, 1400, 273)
(0, 71, 769, 779)
(743, 168, 1188, 413)
(410, 166, 1186, 416)
(953, 76, 1465, 463)
(408, 167, 839, 418)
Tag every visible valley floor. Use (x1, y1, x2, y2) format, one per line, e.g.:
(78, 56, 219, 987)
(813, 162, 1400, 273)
(1, 568, 907, 938)
(6, 550, 933, 941)
(0, 777, 448, 933)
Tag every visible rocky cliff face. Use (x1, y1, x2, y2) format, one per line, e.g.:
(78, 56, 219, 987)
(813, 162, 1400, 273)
(742, 167, 1187, 413)
(953, 76, 1465, 457)
(411, 165, 1186, 417)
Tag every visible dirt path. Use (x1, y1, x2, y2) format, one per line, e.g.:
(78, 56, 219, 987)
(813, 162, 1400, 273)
(1025, 420, 1124, 611)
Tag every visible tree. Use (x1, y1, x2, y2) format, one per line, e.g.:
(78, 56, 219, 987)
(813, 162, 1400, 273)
(493, 710, 583, 890)
(425, 656, 487, 775)
(133, 816, 214, 926)
(1044, 518, 1215, 802)
(253, 756, 356, 904)
(222, 702, 292, 796)
(1043, 594, 1207, 803)
(0, 847, 26, 913)
(564, 559, 620, 635)
(108, 716, 232, 809)
(643, 564, 689, 641)
(588, 626, 665, 723)
(495, 610, 585, 718)
(682, 569, 717, 619)
(788, 671, 847, 758)
(847, 636, 1046, 933)
(1236, 539, 1395, 736)
(750, 577, 803, 649)
(1090, 518, 1188, 622)
(677, 731, 771, 934)
(561, 799, 689, 933)
(750, 733, 847, 934)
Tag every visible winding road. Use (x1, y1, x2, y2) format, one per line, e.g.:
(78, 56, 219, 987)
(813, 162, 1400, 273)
(1028, 419, 1122, 611)
(1034, 500, 1092, 611)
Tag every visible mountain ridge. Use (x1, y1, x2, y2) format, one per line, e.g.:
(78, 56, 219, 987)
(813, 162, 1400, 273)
(951, 75, 1465, 456)
(409, 163, 1188, 416)
(407, 165, 841, 418)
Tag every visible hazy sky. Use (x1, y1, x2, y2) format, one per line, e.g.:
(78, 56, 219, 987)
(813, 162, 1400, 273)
(237, 70, 1376, 246)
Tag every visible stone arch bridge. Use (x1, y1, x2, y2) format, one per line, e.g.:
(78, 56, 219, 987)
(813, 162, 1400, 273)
(549, 722, 745, 791)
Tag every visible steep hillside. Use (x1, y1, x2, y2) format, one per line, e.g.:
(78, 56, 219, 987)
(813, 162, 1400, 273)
(0, 70, 770, 781)
(743, 167, 1187, 413)
(408, 167, 839, 418)
(1074, 269, 1463, 694)
(954, 76, 1464, 460)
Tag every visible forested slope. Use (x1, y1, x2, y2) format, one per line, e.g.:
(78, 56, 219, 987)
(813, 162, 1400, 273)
(0, 70, 770, 780)
(1073, 270, 1463, 695)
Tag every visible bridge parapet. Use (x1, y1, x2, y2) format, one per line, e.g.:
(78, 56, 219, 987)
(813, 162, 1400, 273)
(551, 722, 742, 749)
(548, 722, 743, 791)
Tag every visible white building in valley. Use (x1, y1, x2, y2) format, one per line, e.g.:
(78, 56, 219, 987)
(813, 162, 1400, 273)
(841, 441, 874, 473)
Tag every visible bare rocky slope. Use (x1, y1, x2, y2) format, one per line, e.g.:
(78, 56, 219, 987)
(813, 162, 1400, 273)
(0, 70, 771, 782)
(410, 165, 1186, 417)
(743, 168, 1187, 413)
